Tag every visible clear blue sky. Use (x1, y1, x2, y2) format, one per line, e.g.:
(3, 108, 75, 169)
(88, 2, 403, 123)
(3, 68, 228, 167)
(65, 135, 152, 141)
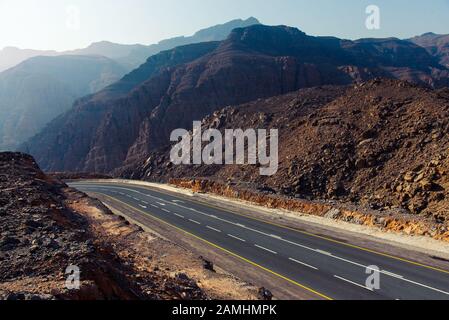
(1, 0, 448, 51)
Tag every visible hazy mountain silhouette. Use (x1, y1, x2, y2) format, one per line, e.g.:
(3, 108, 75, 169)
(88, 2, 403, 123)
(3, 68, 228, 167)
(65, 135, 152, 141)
(0, 17, 261, 72)
(0, 47, 58, 73)
(0, 55, 126, 151)
(0, 17, 261, 151)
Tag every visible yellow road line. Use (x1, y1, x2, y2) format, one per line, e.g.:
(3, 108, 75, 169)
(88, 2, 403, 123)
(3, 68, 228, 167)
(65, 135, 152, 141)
(97, 193, 333, 301)
(79, 181, 449, 275)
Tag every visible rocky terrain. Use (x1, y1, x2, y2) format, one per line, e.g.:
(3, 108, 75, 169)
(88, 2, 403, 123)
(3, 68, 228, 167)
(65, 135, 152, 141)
(409, 32, 449, 67)
(22, 24, 449, 174)
(120, 79, 449, 239)
(48, 172, 113, 181)
(0, 152, 260, 300)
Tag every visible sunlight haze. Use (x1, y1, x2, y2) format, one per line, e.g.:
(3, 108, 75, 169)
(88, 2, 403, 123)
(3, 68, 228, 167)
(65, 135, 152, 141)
(0, 0, 448, 51)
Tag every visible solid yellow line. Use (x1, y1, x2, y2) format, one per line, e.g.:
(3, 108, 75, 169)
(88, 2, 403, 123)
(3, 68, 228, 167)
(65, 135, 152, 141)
(96, 193, 333, 301)
(81, 181, 449, 275)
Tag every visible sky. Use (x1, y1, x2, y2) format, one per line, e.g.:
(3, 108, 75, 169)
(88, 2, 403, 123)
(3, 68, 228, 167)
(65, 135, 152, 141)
(1, 0, 449, 51)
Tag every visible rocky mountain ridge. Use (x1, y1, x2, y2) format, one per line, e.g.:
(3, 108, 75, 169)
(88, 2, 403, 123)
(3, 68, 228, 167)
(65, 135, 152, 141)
(22, 25, 449, 174)
(408, 32, 449, 67)
(121, 79, 449, 223)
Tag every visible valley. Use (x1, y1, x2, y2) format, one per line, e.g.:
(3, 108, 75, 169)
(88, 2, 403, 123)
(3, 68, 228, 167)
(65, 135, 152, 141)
(1, 7, 449, 303)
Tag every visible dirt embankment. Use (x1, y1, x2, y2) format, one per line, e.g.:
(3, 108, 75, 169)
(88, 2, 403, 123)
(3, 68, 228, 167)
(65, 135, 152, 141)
(0, 152, 260, 300)
(49, 172, 113, 181)
(169, 178, 449, 243)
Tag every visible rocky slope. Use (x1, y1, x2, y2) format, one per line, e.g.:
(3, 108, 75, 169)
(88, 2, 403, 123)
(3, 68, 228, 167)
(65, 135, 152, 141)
(0, 55, 127, 151)
(122, 79, 449, 225)
(85, 41, 221, 103)
(409, 32, 449, 67)
(0, 152, 259, 300)
(23, 25, 449, 174)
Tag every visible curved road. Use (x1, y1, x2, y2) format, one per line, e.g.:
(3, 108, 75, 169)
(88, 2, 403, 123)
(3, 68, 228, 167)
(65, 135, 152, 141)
(69, 181, 449, 300)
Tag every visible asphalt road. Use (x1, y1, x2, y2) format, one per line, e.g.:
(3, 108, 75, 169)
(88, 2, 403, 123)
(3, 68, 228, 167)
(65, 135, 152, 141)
(69, 181, 449, 300)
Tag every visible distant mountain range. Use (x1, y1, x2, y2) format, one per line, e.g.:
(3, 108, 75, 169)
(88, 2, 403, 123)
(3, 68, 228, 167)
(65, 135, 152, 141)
(408, 32, 449, 67)
(0, 47, 59, 73)
(21, 24, 449, 173)
(0, 17, 261, 72)
(0, 55, 127, 151)
(0, 17, 261, 151)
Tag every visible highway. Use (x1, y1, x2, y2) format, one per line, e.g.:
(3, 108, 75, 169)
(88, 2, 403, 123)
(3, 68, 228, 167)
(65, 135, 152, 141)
(69, 181, 449, 300)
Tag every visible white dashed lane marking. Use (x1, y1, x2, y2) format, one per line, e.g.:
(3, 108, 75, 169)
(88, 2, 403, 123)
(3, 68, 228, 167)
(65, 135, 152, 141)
(334, 275, 373, 292)
(255, 244, 277, 255)
(206, 226, 221, 233)
(228, 234, 246, 242)
(289, 258, 318, 270)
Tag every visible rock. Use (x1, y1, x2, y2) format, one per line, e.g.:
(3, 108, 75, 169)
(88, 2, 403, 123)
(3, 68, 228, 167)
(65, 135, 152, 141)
(404, 172, 415, 182)
(258, 287, 273, 301)
(430, 160, 440, 167)
(257, 186, 277, 194)
(414, 172, 425, 183)
(201, 257, 215, 272)
(324, 208, 342, 219)
(0, 237, 20, 251)
(358, 139, 373, 147)
(419, 179, 434, 191)
(355, 159, 368, 170)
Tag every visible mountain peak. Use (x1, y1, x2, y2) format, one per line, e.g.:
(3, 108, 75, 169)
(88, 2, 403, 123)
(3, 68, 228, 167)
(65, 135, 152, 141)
(221, 24, 308, 55)
(192, 17, 261, 39)
(245, 17, 260, 24)
(421, 32, 438, 37)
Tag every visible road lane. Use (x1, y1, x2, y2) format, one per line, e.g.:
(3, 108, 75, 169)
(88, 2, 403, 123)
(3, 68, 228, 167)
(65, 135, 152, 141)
(69, 181, 449, 300)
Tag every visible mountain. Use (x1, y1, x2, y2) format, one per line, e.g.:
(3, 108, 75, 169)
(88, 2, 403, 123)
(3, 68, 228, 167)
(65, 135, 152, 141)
(78, 17, 260, 102)
(0, 18, 260, 151)
(22, 24, 449, 173)
(0, 47, 58, 73)
(0, 55, 127, 151)
(0, 42, 149, 73)
(0, 17, 261, 72)
(64, 41, 149, 70)
(121, 17, 261, 69)
(408, 32, 449, 67)
(121, 78, 449, 220)
(83, 41, 221, 103)
(20, 41, 221, 170)
(0, 42, 147, 73)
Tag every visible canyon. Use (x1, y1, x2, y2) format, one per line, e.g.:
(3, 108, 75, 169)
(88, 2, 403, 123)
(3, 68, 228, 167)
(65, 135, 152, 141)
(22, 24, 449, 175)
